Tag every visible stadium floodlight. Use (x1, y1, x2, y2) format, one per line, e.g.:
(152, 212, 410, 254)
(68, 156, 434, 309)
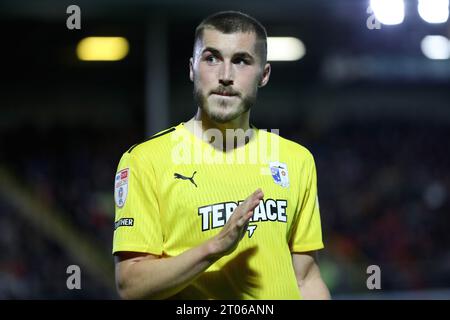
(77, 37, 129, 61)
(370, 0, 405, 25)
(267, 37, 305, 61)
(421, 35, 450, 60)
(418, 0, 449, 24)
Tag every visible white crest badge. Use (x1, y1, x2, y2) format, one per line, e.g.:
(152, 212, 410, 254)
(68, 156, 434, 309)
(269, 162, 289, 188)
(115, 168, 129, 208)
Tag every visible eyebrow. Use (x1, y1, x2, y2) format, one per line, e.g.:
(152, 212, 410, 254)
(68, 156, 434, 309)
(201, 47, 256, 62)
(233, 52, 255, 62)
(202, 47, 221, 57)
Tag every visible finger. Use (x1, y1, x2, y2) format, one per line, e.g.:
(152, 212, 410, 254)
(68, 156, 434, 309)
(238, 197, 255, 216)
(248, 198, 260, 212)
(237, 207, 254, 226)
(236, 214, 247, 227)
(245, 189, 262, 202)
(238, 200, 257, 222)
(252, 188, 263, 198)
(251, 189, 264, 202)
(245, 190, 263, 210)
(234, 189, 263, 223)
(237, 203, 257, 228)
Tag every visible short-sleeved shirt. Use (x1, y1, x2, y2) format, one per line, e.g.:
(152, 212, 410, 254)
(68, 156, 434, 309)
(113, 123, 324, 299)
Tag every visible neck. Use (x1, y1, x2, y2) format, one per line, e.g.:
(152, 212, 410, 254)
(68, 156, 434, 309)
(184, 108, 254, 151)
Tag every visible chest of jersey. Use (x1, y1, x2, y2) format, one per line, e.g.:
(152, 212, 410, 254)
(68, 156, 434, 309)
(154, 160, 302, 255)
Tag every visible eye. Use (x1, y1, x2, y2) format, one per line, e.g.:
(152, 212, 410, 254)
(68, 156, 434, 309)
(205, 55, 218, 64)
(234, 58, 250, 66)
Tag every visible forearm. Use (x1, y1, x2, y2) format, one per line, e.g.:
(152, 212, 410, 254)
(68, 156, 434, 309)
(117, 240, 218, 299)
(298, 275, 331, 300)
(293, 252, 331, 300)
(116, 189, 263, 300)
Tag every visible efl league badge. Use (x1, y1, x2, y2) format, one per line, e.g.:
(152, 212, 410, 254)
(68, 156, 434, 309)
(269, 162, 289, 188)
(115, 168, 129, 208)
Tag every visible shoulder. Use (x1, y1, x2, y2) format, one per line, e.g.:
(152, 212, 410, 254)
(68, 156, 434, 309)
(260, 129, 315, 163)
(126, 125, 179, 158)
(116, 125, 180, 171)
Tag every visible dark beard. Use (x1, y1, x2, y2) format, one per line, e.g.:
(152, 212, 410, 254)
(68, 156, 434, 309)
(193, 86, 256, 123)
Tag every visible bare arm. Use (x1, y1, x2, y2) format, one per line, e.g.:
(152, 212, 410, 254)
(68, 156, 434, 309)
(115, 188, 264, 300)
(292, 251, 331, 300)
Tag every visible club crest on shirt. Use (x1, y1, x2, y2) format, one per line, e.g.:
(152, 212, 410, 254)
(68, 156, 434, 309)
(115, 168, 129, 208)
(269, 162, 289, 188)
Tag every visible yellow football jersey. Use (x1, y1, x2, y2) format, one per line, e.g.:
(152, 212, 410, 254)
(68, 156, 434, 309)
(113, 123, 324, 299)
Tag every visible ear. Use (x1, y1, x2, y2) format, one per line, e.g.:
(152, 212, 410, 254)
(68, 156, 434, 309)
(189, 57, 194, 82)
(258, 63, 271, 88)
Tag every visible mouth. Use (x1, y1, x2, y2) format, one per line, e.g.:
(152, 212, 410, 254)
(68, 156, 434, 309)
(212, 94, 236, 98)
(211, 90, 239, 97)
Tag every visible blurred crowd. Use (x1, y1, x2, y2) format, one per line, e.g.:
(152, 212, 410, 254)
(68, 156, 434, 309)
(294, 121, 450, 293)
(0, 125, 132, 298)
(0, 120, 449, 298)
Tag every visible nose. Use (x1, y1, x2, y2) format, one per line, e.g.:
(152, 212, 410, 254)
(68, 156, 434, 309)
(219, 61, 234, 86)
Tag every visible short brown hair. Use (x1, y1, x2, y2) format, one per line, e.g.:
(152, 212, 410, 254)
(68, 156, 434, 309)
(193, 11, 268, 64)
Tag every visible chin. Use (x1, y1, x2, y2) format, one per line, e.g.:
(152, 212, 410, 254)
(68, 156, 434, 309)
(208, 110, 239, 123)
(207, 104, 243, 123)
(210, 114, 236, 123)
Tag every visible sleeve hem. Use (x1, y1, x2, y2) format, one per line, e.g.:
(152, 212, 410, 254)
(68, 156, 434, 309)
(112, 245, 163, 256)
(290, 242, 324, 253)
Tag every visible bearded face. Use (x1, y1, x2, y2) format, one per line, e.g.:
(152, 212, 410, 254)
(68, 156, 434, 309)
(190, 29, 269, 123)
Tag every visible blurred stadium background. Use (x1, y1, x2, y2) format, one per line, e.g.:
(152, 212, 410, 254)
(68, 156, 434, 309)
(0, 0, 449, 299)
